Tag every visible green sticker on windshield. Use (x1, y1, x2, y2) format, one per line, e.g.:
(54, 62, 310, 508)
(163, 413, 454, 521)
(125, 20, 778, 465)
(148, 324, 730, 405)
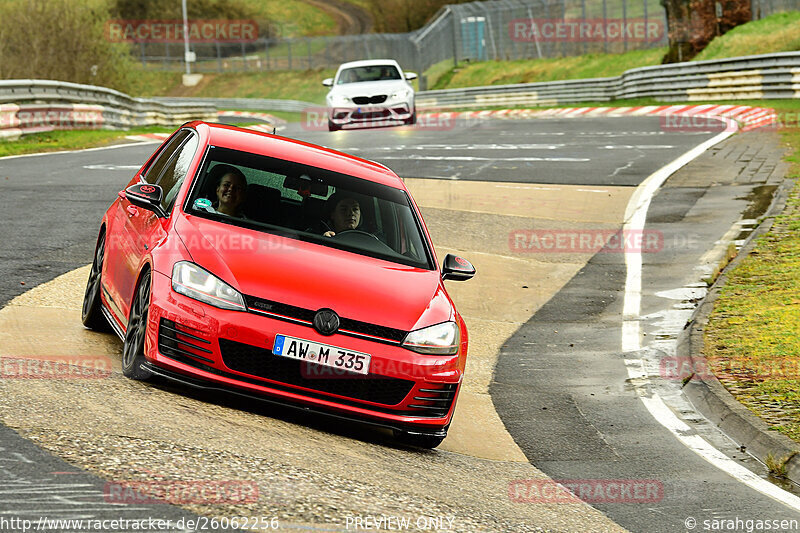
(194, 198, 212, 209)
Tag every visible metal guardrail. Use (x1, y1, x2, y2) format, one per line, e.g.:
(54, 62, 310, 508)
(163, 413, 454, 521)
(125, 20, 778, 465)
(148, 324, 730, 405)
(416, 52, 800, 108)
(2, 51, 797, 139)
(0, 79, 216, 139)
(151, 97, 317, 113)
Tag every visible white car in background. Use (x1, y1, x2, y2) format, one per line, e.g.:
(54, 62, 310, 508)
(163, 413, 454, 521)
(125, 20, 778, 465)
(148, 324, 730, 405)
(323, 59, 417, 131)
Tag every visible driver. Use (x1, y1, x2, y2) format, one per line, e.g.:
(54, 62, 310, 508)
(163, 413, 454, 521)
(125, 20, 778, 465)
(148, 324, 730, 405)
(322, 192, 361, 237)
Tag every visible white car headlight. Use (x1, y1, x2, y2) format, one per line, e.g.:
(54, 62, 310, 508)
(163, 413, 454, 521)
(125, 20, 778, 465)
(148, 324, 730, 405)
(329, 94, 351, 105)
(390, 88, 411, 100)
(172, 261, 246, 311)
(402, 321, 459, 355)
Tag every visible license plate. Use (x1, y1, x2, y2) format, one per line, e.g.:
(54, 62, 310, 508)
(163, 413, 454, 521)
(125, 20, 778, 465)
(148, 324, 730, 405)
(272, 334, 371, 375)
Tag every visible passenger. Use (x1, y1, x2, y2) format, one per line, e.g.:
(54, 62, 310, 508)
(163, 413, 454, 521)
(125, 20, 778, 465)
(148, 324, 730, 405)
(201, 165, 249, 219)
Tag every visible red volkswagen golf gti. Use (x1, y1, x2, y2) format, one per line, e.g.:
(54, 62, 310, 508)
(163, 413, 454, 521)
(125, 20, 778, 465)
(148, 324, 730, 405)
(82, 121, 475, 448)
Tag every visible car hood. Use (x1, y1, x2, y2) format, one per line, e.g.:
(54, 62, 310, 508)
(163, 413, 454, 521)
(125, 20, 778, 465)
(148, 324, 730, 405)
(328, 80, 411, 99)
(175, 214, 452, 332)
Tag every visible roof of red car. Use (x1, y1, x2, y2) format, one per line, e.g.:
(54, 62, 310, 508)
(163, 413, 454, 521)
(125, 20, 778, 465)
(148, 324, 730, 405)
(193, 121, 404, 189)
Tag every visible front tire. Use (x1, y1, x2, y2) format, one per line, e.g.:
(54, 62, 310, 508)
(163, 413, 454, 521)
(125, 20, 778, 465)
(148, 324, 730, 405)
(328, 120, 340, 132)
(82, 232, 109, 331)
(122, 271, 153, 380)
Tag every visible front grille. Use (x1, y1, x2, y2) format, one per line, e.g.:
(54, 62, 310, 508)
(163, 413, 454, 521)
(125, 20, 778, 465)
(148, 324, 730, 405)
(352, 95, 387, 105)
(353, 109, 391, 120)
(408, 383, 459, 417)
(244, 295, 407, 345)
(219, 339, 414, 405)
(159, 319, 214, 364)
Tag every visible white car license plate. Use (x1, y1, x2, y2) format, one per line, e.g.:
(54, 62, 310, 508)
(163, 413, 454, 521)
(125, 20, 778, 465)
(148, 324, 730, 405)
(272, 334, 371, 375)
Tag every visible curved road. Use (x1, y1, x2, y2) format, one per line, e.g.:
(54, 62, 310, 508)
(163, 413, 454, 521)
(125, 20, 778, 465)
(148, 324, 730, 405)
(0, 116, 796, 532)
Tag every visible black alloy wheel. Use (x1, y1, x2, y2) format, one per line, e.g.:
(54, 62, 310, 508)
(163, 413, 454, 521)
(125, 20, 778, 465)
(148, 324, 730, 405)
(122, 271, 154, 380)
(81, 232, 109, 331)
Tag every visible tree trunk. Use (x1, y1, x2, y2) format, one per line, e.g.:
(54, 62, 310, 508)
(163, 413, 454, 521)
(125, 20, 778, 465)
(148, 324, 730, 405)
(660, 0, 752, 63)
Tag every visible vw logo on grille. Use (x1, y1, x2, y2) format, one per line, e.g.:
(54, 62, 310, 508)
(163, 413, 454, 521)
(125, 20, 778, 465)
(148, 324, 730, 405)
(313, 308, 340, 336)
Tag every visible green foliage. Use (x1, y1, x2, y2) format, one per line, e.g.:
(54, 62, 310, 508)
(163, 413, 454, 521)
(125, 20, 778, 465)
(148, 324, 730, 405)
(694, 11, 800, 60)
(0, 126, 172, 157)
(0, 0, 137, 92)
(429, 48, 668, 90)
(110, 0, 254, 20)
(366, 0, 472, 33)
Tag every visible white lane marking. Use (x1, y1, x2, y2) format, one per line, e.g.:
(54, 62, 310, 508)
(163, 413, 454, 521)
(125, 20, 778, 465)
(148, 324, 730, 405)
(495, 185, 562, 191)
(82, 164, 141, 170)
(376, 155, 590, 162)
(620, 119, 800, 511)
(621, 122, 736, 341)
(602, 145, 675, 150)
(576, 188, 610, 193)
(625, 359, 800, 510)
(0, 140, 159, 161)
(347, 143, 566, 151)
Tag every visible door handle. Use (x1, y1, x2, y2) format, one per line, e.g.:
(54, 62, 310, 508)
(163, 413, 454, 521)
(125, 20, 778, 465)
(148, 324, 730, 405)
(126, 205, 138, 217)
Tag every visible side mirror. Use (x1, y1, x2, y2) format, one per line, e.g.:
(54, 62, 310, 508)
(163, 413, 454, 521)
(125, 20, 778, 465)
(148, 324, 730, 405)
(405, 72, 418, 81)
(125, 183, 167, 218)
(442, 254, 475, 281)
(322, 78, 334, 87)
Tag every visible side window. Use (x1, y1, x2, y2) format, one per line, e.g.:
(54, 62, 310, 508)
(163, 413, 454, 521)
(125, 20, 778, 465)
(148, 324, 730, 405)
(141, 130, 192, 184)
(157, 133, 199, 212)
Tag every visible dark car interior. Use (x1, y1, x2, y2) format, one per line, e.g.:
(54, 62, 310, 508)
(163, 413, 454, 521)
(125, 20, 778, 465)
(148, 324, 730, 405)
(185, 149, 433, 270)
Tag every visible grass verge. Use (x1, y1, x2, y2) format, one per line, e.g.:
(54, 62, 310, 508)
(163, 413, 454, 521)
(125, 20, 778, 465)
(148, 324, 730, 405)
(132, 69, 335, 105)
(0, 126, 172, 158)
(703, 102, 800, 442)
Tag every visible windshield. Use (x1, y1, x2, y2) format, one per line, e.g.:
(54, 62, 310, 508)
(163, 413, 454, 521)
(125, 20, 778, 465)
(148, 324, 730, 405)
(336, 65, 401, 84)
(185, 147, 433, 270)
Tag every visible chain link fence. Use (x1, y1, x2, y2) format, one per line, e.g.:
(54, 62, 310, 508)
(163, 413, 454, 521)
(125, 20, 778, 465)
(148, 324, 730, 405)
(133, 0, 799, 89)
(752, 0, 800, 17)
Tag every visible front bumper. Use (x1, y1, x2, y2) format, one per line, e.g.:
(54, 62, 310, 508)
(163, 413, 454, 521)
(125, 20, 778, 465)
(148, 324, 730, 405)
(328, 102, 414, 129)
(144, 271, 462, 433)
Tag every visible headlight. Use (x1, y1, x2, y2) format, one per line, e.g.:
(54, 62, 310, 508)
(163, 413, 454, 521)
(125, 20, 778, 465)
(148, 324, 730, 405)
(329, 94, 351, 105)
(402, 321, 459, 355)
(171, 262, 246, 311)
(390, 88, 411, 100)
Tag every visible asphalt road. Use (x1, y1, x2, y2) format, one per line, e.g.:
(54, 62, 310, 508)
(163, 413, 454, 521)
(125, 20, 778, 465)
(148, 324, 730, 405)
(0, 117, 796, 531)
